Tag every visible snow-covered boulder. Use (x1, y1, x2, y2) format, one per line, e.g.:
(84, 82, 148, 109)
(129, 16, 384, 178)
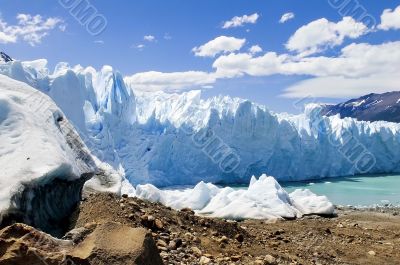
(0, 74, 96, 236)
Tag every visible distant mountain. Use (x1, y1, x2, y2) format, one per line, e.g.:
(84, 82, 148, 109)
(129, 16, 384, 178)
(0, 52, 13, 63)
(321, 91, 400, 123)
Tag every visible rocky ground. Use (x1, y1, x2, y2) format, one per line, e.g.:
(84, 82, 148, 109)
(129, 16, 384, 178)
(74, 193, 400, 265)
(1, 192, 400, 265)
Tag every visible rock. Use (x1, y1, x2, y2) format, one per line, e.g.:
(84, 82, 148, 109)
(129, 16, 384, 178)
(191, 246, 203, 256)
(200, 256, 211, 264)
(63, 227, 90, 243)
(157, 239, 168, 248)
(235, 233, 244, 242)
(140, 214, 155, 229)
(231, 255, 241, 261)
(218, 236, 229, 244)
(181, 208, 195, 214)
(155, 219, 164, 230)
(264, 254, 277, 264)
(147, 215, 155, 221)
(0, 222, 163, 265)
(174, 238, 183, 248)
(368, 250, 376, 256)
(122, 194, 128, 198)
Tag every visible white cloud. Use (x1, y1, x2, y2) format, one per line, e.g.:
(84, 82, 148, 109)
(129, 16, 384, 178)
(135, 44, 145, 50)
(94, 40, 104, 44)
(378, 5, 400, 30)
(286, 17, 368, 56)
(248, 45, 262, 54)
(126, 40, 400, 95)
(282, 73, 400, 98)
(124, 71, 216, 92)
(213, 51, 287, 78)
(0, 13, 64, 46)
(192, 36, 246, 57)
(144, 35, 156, 42)
(222, 13, 259, 29)
(213, 41, 400, 78)
(212, 41, 400, 97)
(279, 12, 295, 23)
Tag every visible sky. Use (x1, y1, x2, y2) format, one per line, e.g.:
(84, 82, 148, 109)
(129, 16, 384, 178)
(0, 0, 399, 113)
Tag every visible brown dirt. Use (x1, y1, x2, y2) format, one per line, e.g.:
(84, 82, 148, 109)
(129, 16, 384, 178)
(72, 193, 400, 265)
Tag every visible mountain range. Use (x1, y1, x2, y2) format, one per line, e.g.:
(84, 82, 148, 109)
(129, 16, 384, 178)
(321, 92, 400, 123)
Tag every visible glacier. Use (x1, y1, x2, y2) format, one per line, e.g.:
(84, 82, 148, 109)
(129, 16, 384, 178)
(0, 73, 334, 225)
(1, 59, 400, 188)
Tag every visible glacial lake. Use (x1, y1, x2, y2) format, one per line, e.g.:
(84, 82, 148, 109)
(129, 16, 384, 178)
(280, 174, 400, 207)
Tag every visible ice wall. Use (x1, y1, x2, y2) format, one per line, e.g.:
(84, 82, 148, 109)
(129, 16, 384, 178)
(1, 60, 400, 187)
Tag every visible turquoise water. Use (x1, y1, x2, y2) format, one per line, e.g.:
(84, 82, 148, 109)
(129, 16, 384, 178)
(280, 174, 400, 207)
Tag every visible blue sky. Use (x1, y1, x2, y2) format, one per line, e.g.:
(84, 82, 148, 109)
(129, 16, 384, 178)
(0, 0, 399, 113)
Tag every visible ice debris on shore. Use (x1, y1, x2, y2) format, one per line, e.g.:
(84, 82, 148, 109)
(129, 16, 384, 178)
(134, 174, 335, 220)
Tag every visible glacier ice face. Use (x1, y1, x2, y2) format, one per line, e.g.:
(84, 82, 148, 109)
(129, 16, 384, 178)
(1, 60, 400, 188)
(134, 174, 335, 220)
(0, 75, 97, 235)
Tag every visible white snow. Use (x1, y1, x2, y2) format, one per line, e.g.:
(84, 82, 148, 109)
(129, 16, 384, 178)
(1, 60, 400, 188)
(134, 174, 335, 220)
(0, 74, 96, 212)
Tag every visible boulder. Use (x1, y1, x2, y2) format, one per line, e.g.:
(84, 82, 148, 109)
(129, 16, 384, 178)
(0, 222, 163, 265)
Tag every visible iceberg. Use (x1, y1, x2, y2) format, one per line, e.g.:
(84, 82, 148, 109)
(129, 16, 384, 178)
(1, 60, 400, 188)
(134, 174, 335, 219)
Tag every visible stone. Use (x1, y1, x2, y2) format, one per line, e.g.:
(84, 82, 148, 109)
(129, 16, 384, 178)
(218, 236, 229, 244)
(264, 254, 277, 264)
(200, 256, 211, 264)
(231, 255, 241, 261)
(235, 233, 244, 242)
(0, 222, 163, 265)
(155, 219, 164, 230)
(368, 250, 376, 256)
(191, 246, 203, 256)
(157, 239, 168, 248)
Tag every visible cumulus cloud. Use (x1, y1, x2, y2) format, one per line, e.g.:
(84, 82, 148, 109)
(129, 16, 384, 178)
(286, 17, 368, 57)
(144, 35, 156, 42)
(378, 5, 400, 30)
(212, 41, 400, 97)
(0, 13, 64, 46)
(126, 40, 400, 95)
(248, 45, 262, 54)
(222, 13, 259, 29)
(124, 71, 216, 92)
(279, 12, 295, 23)
(192, 36, 246, 57)
(214, 41, 400, 78)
